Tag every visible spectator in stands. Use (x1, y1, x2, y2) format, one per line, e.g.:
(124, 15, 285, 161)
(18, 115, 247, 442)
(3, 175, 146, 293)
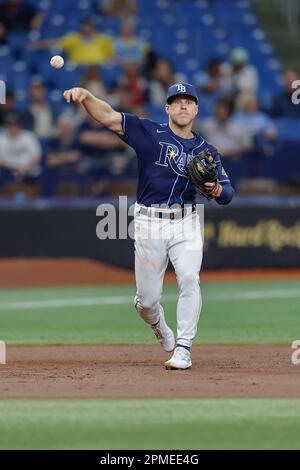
(141, 48, 159, 81)
(196, 58, 229, 96)
(80, 66, 108, 99)
(28, 18, 114, 66)
(28, 79, 55, 138)
(0, 0, 42, 45)
(0, 90, 15, 126)
(199, 99, 251, 160)
(43, 116, 83, 196)
(114, 18, 148, 66)
(78, 65, 115, 121)
(117, 63, 147, 107)
(98, 0, 137, 18)
(46, 116, 81, 169)
(0, 112, 41, 184)
(270, 69, 300, 119)
(223, 47, 259, 110)
(148, 58, 178, 108)
(233, 96, 277, 162)
(58, 101, 85, 134)
(80, 65, 120, 114)
(233, 96, 277, 142)
(77, 115, 127, 158)
(194, 58, 231, 116)
(112, 85, 149, 128)
(59, 18, 114, 66)
(76, 114, 132, 194)
(0, 89, 33, 130)
(113, 87, 132, 113)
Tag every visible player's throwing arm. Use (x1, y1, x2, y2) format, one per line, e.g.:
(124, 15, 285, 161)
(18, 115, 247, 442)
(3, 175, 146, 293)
(63, 87, 123, 133)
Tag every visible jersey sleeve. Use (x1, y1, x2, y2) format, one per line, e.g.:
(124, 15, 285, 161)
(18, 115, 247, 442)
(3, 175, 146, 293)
(119, 112, 153, 153)
(207, 142, 234, 205)
(207, 142, 231, 184)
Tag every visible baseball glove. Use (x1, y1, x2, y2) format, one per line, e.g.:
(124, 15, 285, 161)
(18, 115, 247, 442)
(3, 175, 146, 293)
(186, 148, 219, 200)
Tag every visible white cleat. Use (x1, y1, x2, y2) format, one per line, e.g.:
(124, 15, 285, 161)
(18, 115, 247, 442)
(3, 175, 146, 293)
(165, 346, 192, 370)
(151, 308, 175, 352)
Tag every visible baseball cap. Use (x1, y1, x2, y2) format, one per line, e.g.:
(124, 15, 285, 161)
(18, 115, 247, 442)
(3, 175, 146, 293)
(166, 82, 198, 104)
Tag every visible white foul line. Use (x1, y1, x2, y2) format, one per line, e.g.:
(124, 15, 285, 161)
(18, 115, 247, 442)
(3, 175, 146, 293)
(0, 289, 299, 310)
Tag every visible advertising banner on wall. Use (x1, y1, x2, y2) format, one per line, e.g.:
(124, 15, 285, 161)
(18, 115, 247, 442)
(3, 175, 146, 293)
(0, 204, 299, 269)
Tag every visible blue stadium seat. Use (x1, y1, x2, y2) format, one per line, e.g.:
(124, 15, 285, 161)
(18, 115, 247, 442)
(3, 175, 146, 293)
(11, 61, 30, 91)
(263, 140, 300, 182)
(0, 0, 290, 191)
(101, 63, 123, 89)
(0, 46, 13, 73)
(7, 32, 29, 59)
(276, 118, 300, 142)
(47, 90, 65, 116)
(50, 64, 84, 90)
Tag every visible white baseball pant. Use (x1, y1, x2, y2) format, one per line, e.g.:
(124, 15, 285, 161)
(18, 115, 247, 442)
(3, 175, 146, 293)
(134, 203, 203, 348)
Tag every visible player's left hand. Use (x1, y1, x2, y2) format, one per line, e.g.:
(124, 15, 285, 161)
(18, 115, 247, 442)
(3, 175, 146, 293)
(204, 181, 222, 197)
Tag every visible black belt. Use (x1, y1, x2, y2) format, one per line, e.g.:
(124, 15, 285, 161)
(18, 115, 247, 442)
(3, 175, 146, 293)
(138, 205, 195, 220)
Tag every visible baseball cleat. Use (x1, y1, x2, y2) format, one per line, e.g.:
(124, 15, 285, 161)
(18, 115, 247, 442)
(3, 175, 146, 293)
(151, 308, 175, 352)
(165, 346, 192, 370)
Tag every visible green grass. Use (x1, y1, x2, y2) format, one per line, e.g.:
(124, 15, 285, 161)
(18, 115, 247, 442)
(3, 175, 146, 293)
(0, 280, 299, 344)
(0, 399, 299, 449)
(0, 280, 299, 450)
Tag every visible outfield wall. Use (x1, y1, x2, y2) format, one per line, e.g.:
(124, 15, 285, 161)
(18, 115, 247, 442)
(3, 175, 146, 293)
(0, 201, 299, 269)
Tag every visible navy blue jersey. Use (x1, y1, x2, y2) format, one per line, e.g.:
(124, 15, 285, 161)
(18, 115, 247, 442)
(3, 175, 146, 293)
(120, 113, 234, 206)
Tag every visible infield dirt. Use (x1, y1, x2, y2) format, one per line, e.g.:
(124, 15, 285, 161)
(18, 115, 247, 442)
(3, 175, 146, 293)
(0, 344, 298, 399)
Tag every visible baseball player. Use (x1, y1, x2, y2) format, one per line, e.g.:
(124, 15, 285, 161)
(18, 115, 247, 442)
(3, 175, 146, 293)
(63, 82, 234, 370)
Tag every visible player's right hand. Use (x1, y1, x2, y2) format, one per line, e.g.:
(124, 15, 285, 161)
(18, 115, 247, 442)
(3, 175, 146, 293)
(63, 87, 89, 104)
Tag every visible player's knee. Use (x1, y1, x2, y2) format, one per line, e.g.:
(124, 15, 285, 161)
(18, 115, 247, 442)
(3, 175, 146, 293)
(134, 294, 160, 325)
(176, 271, 200, 289)
(134, 294, 159, 312)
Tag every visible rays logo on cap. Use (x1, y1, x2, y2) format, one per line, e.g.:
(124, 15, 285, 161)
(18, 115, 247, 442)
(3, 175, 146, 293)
(176, 84, 186, 93)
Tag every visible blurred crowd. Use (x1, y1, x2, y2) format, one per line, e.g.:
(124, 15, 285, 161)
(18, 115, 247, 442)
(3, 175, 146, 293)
(0, 0, 299, 199)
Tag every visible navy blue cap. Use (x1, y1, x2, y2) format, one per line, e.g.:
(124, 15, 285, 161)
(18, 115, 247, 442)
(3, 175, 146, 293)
(166, 82, 198, 104)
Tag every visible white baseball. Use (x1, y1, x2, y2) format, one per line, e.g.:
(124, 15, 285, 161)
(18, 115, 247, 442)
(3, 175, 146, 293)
(50, 55, 64, 69)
